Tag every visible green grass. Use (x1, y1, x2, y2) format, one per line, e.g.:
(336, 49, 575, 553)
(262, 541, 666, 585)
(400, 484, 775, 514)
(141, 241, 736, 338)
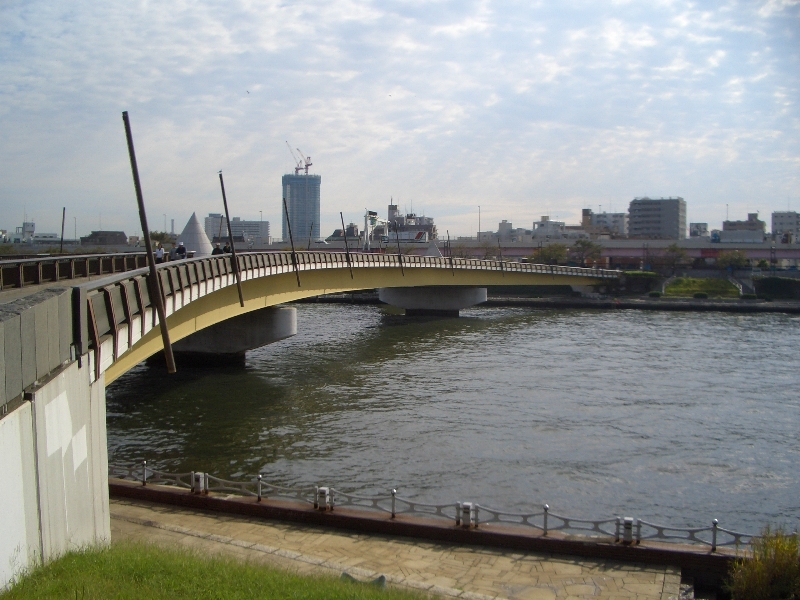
(727, 528, 800, 600)
(1, 543, 427, 600)
(664, 277, 740, 298)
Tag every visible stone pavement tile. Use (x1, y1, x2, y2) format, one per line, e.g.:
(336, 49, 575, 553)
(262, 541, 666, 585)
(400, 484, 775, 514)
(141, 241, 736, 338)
(110, 498, 678, 600)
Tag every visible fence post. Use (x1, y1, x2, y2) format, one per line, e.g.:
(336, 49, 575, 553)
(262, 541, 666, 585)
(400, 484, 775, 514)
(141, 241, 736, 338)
(391, 489, 396, 519)
(635, 519, 642, 544)
(455, 502, 462, 526)
(615, 517, 620, 542)
(543, 504, 549, 536)
(257, 474, 262, 502)
(623, 517, 634, 543)
(142, 460, 147, 486)
(712, 519, 718, 552)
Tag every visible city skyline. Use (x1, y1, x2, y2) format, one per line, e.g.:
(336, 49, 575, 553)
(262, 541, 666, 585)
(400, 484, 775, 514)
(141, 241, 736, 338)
(1, 1, 798, 238)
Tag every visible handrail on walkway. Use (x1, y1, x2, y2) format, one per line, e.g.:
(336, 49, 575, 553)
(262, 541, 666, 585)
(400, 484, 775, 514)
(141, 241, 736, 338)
(110, 462, 755, 551)
(0, 252, 149, 290)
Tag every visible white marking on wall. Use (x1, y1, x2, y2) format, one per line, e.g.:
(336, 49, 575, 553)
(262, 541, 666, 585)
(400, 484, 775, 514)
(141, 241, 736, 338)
(44, 392, 72, 457)
(71, 426, 87, 472)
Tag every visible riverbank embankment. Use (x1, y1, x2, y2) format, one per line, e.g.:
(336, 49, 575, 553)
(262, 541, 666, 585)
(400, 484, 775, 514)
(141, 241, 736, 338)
(303, 292, 800, 314)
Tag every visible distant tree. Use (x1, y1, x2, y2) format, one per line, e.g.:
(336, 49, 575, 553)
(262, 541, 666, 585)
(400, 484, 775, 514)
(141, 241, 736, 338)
(150, 231, 170, 244)
(664, 243, 689, 274)
(449, 243, 471, 259)
(570, 239, 603, 267)
(532, 243, 569, 265)
(757, 259, 770, 269)
(717, 250, 750, 270)
(479, 241, 497, 259)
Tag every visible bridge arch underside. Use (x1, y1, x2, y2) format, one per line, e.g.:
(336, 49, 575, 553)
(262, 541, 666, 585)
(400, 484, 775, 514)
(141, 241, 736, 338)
(106, 266, 604, 384)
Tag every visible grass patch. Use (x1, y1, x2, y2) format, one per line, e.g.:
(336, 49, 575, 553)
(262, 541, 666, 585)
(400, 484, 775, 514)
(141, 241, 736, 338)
(727, 528, 800, 600)
(2, 542, 426, 600)
(664, 277, 739, 298)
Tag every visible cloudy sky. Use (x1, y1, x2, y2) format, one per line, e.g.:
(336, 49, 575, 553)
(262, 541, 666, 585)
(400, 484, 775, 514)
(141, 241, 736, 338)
(1, 0, 798, 239)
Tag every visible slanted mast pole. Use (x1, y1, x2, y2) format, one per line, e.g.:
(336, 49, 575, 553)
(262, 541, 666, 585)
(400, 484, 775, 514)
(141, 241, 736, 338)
(121, 111, 176, 374)
(218, 172, 245, 307)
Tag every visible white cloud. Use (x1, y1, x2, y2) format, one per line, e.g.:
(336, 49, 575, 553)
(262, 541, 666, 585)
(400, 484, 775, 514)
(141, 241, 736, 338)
(0, 0, 798, 235)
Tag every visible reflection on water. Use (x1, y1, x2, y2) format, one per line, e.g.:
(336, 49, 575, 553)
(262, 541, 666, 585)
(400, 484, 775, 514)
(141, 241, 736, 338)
(107, 305, 800, 533)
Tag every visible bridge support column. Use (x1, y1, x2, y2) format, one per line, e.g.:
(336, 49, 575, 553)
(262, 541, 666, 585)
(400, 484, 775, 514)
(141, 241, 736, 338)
(170, 306, 297, 364)
(378, 287, 487, 317)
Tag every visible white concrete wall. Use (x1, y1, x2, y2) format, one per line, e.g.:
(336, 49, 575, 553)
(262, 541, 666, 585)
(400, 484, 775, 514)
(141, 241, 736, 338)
(32, 361, 110, 562)
(0, 402, 40, 589)
(0, 359, 110, 589)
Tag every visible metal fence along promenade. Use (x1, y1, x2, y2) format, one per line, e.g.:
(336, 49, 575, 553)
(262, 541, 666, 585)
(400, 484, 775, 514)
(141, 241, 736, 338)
(110, 462, 755, 551)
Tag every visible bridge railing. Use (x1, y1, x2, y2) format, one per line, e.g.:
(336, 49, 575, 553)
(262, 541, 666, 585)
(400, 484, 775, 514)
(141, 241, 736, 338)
(0, 252, 148, 290)
(66, 251, 619, 381)
(110, 462, 755, 551)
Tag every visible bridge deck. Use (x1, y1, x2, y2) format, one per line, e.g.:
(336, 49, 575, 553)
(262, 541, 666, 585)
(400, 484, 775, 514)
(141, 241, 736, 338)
(1, 251, 619, 402)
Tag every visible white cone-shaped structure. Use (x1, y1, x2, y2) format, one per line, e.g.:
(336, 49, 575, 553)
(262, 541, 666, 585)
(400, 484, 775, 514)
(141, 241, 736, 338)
(177, 212, 213, 257)
(423, 240, 443, 257)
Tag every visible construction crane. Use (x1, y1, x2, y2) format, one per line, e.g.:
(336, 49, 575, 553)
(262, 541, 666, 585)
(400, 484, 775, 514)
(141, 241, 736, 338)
(295, 148, 312, 174)
(285, 141, 303, 174)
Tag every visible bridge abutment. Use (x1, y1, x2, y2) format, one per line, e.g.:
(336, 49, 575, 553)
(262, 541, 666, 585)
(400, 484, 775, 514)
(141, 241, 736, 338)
(378, 287, 487, 316)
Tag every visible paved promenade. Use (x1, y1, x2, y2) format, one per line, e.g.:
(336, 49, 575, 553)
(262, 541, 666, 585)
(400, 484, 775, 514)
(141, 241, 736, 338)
(111, 498, 681, 600)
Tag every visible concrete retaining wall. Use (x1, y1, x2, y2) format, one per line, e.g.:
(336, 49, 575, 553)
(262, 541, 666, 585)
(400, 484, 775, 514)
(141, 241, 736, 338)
(0, 401, 40, 588)
(0, 360, 110, 589)
(0, 287, 73, 410)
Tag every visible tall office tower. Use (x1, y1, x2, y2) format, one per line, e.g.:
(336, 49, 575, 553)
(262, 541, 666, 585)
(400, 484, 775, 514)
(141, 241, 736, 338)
(282, 174, 321, 243)
(628, 197, 687, 240)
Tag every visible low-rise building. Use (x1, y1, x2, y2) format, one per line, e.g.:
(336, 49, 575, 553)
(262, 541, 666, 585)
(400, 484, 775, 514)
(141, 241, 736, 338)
(532, 216, 588, 240)
(628, 197, 686, 240)
(204, 213, 270, 244)
(772, 211, 799, 243)
(80, 231, 128, 245)
(723, 213, 766, 233)
(582, 209, 628, 237)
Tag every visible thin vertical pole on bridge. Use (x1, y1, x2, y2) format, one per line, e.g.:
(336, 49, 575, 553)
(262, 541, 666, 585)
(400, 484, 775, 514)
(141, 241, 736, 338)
(283, 197, 301, 287)
(447, 230, 454, 276)
(497, 239, 505, 277)
(218, 172, 245, 307)
(340, 212, 354, 279)
(59, 207, 66, 254)
(121, 111, 176, 374)
(394, 221, 404, 276)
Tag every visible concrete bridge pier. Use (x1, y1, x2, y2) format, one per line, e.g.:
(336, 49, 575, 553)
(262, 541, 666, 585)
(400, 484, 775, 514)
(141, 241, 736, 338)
(170, 306, 297, 365)
(378, 287, 487, 317)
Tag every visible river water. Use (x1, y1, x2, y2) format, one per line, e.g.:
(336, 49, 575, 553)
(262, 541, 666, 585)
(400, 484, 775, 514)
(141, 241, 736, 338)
(106, 304, 800, 534)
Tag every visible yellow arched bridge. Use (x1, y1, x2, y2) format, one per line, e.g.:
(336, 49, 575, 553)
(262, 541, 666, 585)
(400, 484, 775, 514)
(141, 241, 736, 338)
(68, 251, 619, 384)
(0, 250, 618, 584)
